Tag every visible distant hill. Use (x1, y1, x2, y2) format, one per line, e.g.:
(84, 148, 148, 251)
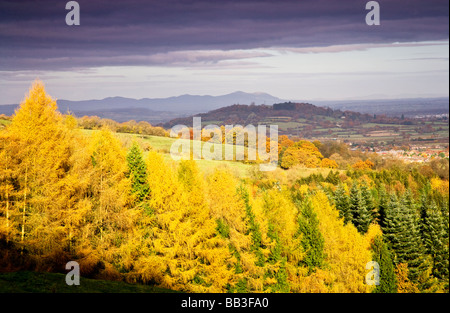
(56, 91, 282, 114)
(0, 91, 284, 123)
(0, 92, 447, 124)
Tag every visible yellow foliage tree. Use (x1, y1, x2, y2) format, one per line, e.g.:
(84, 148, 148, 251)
(430, 177, 449, 195)
(5, 80, 74, 256)
(0, 132, 21, 243)
(395, 263, 420, 293)
(352, 159, 375, 170)
(134, 154, 232, 292)
(261, 189, 302, 263)
(207, 169, 268, 292)
(279, 135, 294, 148)
(280, 140, 323, 169)
(84, 128, 137, 270)
(321, 158, 338, 169)
(310, 191, 374, 292)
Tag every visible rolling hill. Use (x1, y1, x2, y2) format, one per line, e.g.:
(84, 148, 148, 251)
(1, 91, 447, 124)
(163, 102, 449, 149)
(0, 91, 284, 124)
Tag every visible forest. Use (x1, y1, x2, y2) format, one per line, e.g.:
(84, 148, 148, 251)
(0, 81, 448, 293)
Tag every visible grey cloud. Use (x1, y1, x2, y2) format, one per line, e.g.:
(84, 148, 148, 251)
(274, 41, 449, 54)
(0, 0, 448, 71)
(0, 49, 273, 71)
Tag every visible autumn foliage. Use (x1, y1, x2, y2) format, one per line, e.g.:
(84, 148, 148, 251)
(0, 81, 448, 293)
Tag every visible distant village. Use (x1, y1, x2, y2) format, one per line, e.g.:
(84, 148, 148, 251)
(375, 147, 449, 163)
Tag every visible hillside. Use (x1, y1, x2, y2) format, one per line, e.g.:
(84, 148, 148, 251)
(163, 102, 449, 149)
(164, 102, 376, 126)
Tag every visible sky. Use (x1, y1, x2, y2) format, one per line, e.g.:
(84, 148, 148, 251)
(0, 0, 448, 104)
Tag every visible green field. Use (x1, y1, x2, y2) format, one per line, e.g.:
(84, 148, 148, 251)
(139, 134, 263, 178)
(196, 113, 449, 150)
(82, 129, 338, 180)
(0, 271, 177, 293)
(83, 130, 258, 177)
(0, 118, 11, 127)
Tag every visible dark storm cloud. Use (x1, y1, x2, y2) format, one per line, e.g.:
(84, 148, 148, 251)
(0, 0, 448, 70)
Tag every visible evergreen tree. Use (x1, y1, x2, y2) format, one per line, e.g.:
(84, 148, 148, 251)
(371, 235, 397, 293)
(238, 186, 265, 267)
(360, 182, 376, 223)
(383, 194, 425, 283)
(260, 189, 299, 292)
(400, 189, 416, 213)
(350, 182, 372, 234)
(333, 184, 351, 224)
(418, 191, 430, 239)
(265, 223, 290, 293)
(441, 199, 449, 244)
(377, 184, 389, 228)
(126, 142, 150, 204)
(296, 197, 325, 273)
(349, 182, 362, 224)
(325, 170, 340, 185)
(422, 202, 449, 281)
(208, 174, 268, 292)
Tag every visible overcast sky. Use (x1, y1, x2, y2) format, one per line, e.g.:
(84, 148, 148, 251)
(0, 0, 448, 104)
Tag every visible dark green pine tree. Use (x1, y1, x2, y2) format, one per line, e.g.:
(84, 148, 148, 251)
(238, 186, 265, 267)
(400, 189, 416, 214)
(439, 199, 449, 242)
(349, 182, 372, 234)
(296, 197, 326, 273)
(377, 184, 390, 228)
(333, 184, 351, 224)
(383, 193, 425, 283)
(422, 202, 449, 281)
(418, 191, 429, 229)
(371, 235, 397, 293)
(126, 142, 150, 203)
(325, 170, 340, 185)
(360, 182, 375, 225)
(349, 182, 361, 221)
(265, 223, 289, 293)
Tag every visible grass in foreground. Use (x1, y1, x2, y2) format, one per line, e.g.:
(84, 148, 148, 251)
(0, 271, 178, 293)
